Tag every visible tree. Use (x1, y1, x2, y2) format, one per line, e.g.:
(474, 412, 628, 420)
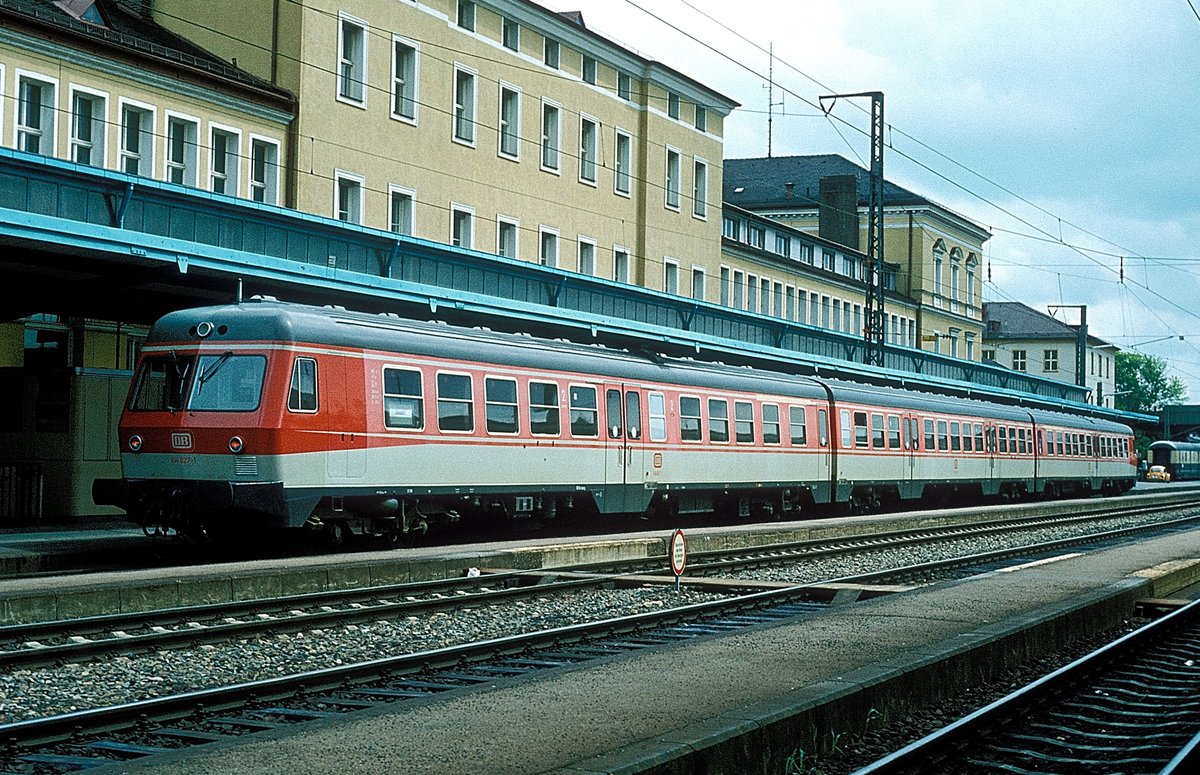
(1115, 351, 1187, 414)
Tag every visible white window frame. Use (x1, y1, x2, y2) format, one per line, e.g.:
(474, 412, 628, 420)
(15, 70, 58, 156)
(664, 146, 681, 210)
(496, 215, 519, 258)
(582, 55, 597, 85)
(667, 91, 680, 119)
(68, 84, 108, 167)
(208, 122, 242, 197)
(692, 156, 708, 219)
(664, 258, 679, 295)
(539, 226, 559, 268)
(613, 246, 630, 283)
(540, 99, 561, 173)
(248, 134, 280, 204)
(577, 236, 596, 276)
(337, 13, 369, 108)
(578, 114, 598, 185)
(498, 82, 521, 161)
(456, 0, 476, 32)
(334, 169, 365, 224)
(452, 64, 477, 146)
(614, 128, 632, 197)
(543, 37, 560, 68)
(117, 97, 156, 177)
(691, 266, 706, 301)
(390, 35, 419, 124)
(450, 202, 475, 249)
(502, 17, 520, 51)
(695, 104, 707, 132)
(163, 111, 200, 186)
(617, 71, 632, 101)
(389, 185, 416, 236)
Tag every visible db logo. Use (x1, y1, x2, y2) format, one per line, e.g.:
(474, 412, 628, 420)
(171, 432, 193, 450)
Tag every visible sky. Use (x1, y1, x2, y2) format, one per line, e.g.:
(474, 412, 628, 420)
(542, 0, 1200, 400)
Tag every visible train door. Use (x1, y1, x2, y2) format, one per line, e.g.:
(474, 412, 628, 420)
(904, 414, 918, 486)
(603, 384, 646, 513)
(815, 406, 833, 503)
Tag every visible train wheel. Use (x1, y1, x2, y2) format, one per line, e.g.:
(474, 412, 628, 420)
(324, 520, 350, 548)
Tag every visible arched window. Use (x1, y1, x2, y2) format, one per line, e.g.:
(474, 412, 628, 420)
(932, 240, 946, 308)
(965, 253, 979, 313)
(950, 247, 963, 312)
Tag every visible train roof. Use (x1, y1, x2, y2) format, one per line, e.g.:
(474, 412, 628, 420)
(1148, 440, 1200, 451)
(146, 301, 1133, 434)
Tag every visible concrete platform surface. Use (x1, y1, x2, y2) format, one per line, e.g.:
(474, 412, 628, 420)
(96, 525, 1200, 775)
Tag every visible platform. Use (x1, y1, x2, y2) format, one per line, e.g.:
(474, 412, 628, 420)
(89, 516, 1200, 774)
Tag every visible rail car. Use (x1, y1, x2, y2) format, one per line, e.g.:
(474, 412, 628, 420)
(1148, 440, 1200, 481)
(93, 300, 1137, 542)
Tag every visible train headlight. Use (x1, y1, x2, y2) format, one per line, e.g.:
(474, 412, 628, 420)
(228, 435, 245, 454)
(128, 434, 143, 452)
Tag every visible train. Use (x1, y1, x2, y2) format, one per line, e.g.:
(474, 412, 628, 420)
(1148, 440, 1200, 481)
(93, 300, 1137, 542)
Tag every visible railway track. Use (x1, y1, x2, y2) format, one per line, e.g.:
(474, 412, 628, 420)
(3, 503, 1200, 772)
(854, 598, 1200, 774)
(2, 501, 1197, 673)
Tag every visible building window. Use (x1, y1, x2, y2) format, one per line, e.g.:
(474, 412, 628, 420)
(389, 187, 415, 235)
(695, 104, 707, 132)
(502, 17, 520, 50)
(543, 37, 560, 68)
(965, 333, 976, 361)
(983, 348, 996, 362)
(966, 256, 978, 310)
(119, 102, 154, 176)
(456, 0, 475, 31)
(722, 215, 739, 240)
(578, 239, 596, 275)
(692, 267, 706, 301)
(391, 38, 418, 121)
(582, 55, 597, 84)
(692, 158, 708, 218)
(499, 85, 520, 159)
(617, 72, 632, 100)
(932, 243, 945, 306)
(579, 116, 598, 183)
(800, 243, 814, 265)
(1012, 349, 1027, 372)
(822, 250, 835, 271)
(733, 270, 745, 308)
(719, 266, 731, 305)
(17, 74, 56, 155)
(665, 148, 681, 209)
(335, 172, 363, 224)
(453, 67, 476, 144)
(69, 89, 105, 166)
(497, 217, 518, 258)
(1043, 349, 1059, 372)
(664, 259, 679, 295)
(748, 224, 765, 249)
(209, 126, 240, 196)
(338, 15, 367, 105)
(614, 247, 630, 283)
(539, 228, 558, 267)
(667, 91, 680, 119)
(541, 101, 560, 171)
(250, 138, 279, 204)
(614, 129, 632, 195)
(775, 233, 791, 258)
(950, 254, 961, 310)
(165, 115, 198, 185)
(451, 204, 474, 248)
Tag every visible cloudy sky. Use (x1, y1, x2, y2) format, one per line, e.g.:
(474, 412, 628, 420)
(544, 0, 1200, 399)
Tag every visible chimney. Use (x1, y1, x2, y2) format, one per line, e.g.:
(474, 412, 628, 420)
(818, 175, 859, 251)
(784, 182, 795, 199)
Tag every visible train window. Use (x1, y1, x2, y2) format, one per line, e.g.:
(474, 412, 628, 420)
(485, 378, 519, 434)
(974, 424, 984, 452)
(924, 418, 935, 450)
(1055, 431, 1064, 456)
(625, 391, 641, 440)
(763, 404, 781, 445)
(888, 415, 901, 449)
(950, 422, 961, 452)
(680, 396, 702, 442)
(1038, 431, 1045, 456)
(818, 409, 829, 447)
(789, 406, 807, 446)
(709, 399, 729, 443)
(383, 367, 424, 430)
(648, 392, 667, 442)
(735, 401, 755, 443)
(962, 421, 973, 452)
(288, 357, 318, 413)
(529, 381, 560, 436)
(909, 417, 920, 450)
(437, 373, 474, 432)
(1073, 434, 1081, 457)
(607, 389, 623, 438)
(840, 411, 852, 448)
(854, 412, 869, 447)
(937, 420, 949, 451)
(569, 386, 598, 437)
(1021, 428, 1029, 455)
(998, 426, 1008, 453)
(187, 354, 267, 412)
(130, 355, 194, 412)
(871, 414, 885, 448)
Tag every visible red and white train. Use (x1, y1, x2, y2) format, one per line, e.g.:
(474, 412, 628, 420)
(94, 300, 1137, 541)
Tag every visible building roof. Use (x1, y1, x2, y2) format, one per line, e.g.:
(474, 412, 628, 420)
(723, 154, 932, 211)
(983, 302, 1115, 348)
(0, 0, 293, 104)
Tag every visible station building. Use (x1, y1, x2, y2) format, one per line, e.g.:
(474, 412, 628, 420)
(982, 301, 1118, 407)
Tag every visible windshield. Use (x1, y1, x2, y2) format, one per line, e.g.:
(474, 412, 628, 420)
(130, 353, 266, 412)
